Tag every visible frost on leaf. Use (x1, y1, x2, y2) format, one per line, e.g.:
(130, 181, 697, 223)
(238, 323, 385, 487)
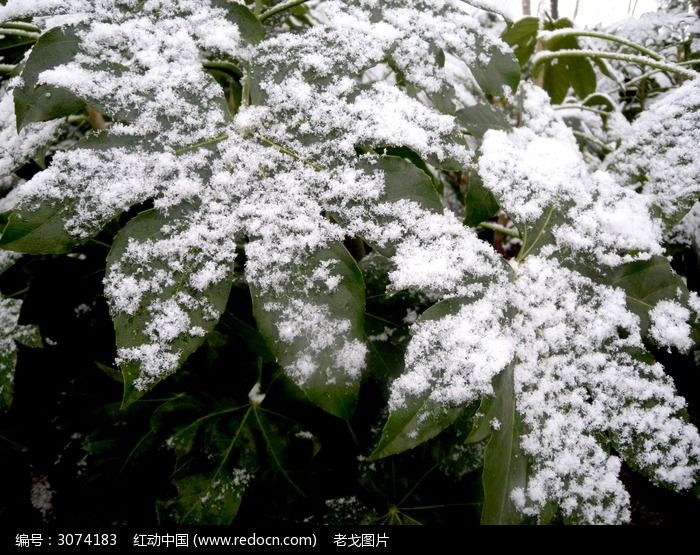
(607, 77, 700, 229)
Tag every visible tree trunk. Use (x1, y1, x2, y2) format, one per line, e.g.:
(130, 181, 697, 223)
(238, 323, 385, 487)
(522, 0, 531, 16)
(551, 0, 559, 19)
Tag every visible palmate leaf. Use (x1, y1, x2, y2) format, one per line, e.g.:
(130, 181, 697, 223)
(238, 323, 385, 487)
(250, 242, 366, 419)
(375, 83, 700, 524)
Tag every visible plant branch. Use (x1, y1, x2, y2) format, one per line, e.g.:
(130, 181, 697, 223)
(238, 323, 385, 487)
(554, 104, 612, 116)
(534, 49, 699, 79)
(260, 0, 311, 22)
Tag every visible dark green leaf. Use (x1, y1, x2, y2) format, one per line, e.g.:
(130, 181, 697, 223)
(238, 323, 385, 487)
(464, 172, 500, 227)
(0, 203, 76, 254)
(481, 363, 527, 525)
(212, 1, 265, 45)
(107, 208, 234, 407)
(14, 26, 84, 129)
(456, 102, 511, 138)
(517, 205, 563, 261)
(370, 398, 463, 460)
(539, 20, 597, 104)
(364, 156, 442, 213)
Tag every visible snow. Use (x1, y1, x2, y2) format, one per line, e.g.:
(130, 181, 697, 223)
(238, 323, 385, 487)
(649, 300, 694, 352)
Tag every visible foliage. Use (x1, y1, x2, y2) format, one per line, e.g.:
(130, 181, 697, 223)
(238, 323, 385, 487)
(1, 0, 700, 526)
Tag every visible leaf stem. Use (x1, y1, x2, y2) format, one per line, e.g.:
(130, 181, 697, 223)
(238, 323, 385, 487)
(214, 406, 252, 478)
(0, 27, 40, 39)
(1, 21, 40, 33)
(459, 1, 513, 24)
(604, 59, 699, 95)
(539, 29, 664, 61)
(554, 104, 611, 116)
(0, 63, 17, 73)
(534, 49, 699, 79)
(259, 0, 311, 22)
(253, 407, 306, 497)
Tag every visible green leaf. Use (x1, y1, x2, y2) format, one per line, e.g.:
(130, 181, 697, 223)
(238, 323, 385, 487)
(369, 298, 470, 459)
(501, 17, 540, 67)
(456, 102, 511, 138)
(539, 20, 597, 104)
(213, 1, 265, 45)
(471, 43, 521, 96)
(606, 256, 689, 336)
(481, 362, 527, 525)
(159, 473, 246, 524)
(0, 203, 76, 254)
(365, 155, 442, 214)
(13, 26, 84, 129)
(370, 398, 463, 460)
(250, 242, 366, 419)
(464, 172, 500, 227)
(106, 208, 234, 407)
(356, 155, 442, 257)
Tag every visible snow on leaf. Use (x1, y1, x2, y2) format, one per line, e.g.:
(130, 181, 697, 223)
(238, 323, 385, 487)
(607, 77, 700, 229)
(382, 256, 700, 524)
(479, 84, 663, 267)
